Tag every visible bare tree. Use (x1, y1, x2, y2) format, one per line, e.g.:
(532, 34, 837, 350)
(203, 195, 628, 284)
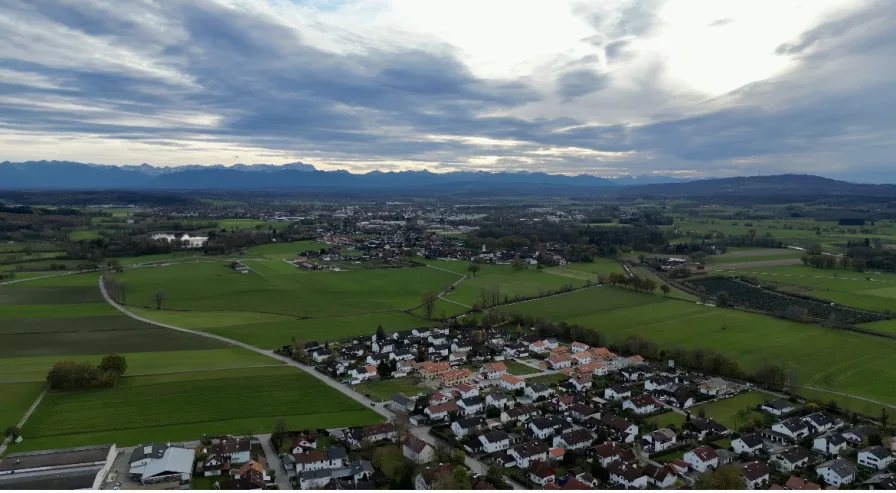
(151, 289, 167, 310)
(421, 291, 438, 319)
(272, 417, 289, 451)
(391, 412, 410, 444)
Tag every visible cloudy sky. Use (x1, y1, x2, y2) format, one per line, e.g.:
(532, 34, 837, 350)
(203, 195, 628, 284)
(0, 0, 893, 180)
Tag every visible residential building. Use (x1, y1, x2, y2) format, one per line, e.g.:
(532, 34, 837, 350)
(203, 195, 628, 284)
(622, 394, 661, 415)
(479, 431, 511, 454)
(608, 461, 648, 489)
(761, 400, 797, 416)
(604, 384, 631, 401)
(732, 434, 764, 456)
(772, 417, 810, 440)
(812, 432, 848, 455)
(600, 415, 639, 443)
(642, 428, 677, 453)
(741, 461, 770, 490)
(452, 417, 487, 438)
(858, 446, 894, 471)
(424, 401, 457, 421)
(528, 461, 556, 486)
(499, 374, 526, 392)
(553, 430, 595, 451)
(643, 464, 678, 489)
(481, 362, 508, 380)
(815, 459, 857, 487)
(457, 395, 484, 415)
(441, 368, 473, 388)
(403, 435, 435, 465)
(509, 441, 549, 469)
(684, 447, 719, 473)
(771, 447, 810, 473)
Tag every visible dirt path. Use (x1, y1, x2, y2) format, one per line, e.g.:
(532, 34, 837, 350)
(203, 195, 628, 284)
(0, 388, 47, 456)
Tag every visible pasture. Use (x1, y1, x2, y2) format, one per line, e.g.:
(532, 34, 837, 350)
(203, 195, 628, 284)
(117, 261, 460, 317)
(497, 287, 896, 407)
(354, 378, 427, 401)
(717, 264, 896, 312)
(246, 240, 331, 259)
(0, 382, 44, 429)
(15, 366, 381, 453)
(444, 264, 584, 307)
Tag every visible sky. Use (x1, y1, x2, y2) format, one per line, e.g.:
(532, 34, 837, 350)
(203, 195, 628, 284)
(0, 0, 893, 180)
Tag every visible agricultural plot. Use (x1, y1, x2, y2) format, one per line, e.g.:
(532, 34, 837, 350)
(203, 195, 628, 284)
(118, 261, 460, 318)
(444, 264, 584, 307)
(714, 264, 896, 312)
(708, 248, 802, 265)
(0, 382, 44, 429)
(353, 378, 427, 401)
(16, 366, 381, 453)
(497, 287, 896, 406)
(246, 241, 331, 259)
(687, 277, 888, 324)
(563, 259, 625, 275)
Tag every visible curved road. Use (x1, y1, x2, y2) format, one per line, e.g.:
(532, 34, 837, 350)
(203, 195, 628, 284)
(97, 276, 522, 489)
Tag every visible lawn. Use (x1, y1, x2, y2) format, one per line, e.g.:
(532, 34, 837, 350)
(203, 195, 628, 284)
(716, 264, 896, 312)
(693, 391, 772, 430)
(246, 241, 331, 259)
(444, 264, 585, 307)
(504, 360, 541, 376)
(647, 412, 687, 429)
(0, 382, 45, 429)
(563, 259, 625, 275)
(118, 262, 460, 317)
(523, 373, 567, 387)
(16, 366, 382, 453)
(0, 348, 278, 383)
(201, 312, 428, 348)
(497, 287, 896, 407)
(372, 445, 407, 479)
(354, 378, 427, 401)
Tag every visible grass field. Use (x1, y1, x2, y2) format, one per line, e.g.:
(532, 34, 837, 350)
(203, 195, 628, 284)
(444, 264, 584, 307)
(497, 287, 896, 407)
(118, 262, 460, 318)
(717, 264, 896, 312)
(504, 360, 541, 376)
(0, 382, 44, 429)
(246, 241, 331, 259)
(693, 391, 771, 430)
(647, 411, 687, 429)
(14, 366, 381, 453)
(354, 378, 427, 401)
(0, 348, 279, 383)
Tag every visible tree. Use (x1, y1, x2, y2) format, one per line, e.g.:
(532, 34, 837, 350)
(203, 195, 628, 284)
(452, 449, 466, 466)
(391, 412, 410, 444)
(98, 354, 128, 376)
(272, 417, 289, 451)
(881, 407, 890, 432)
(151, 289, 167, 310)
(4, 425, 20, 439)
(485, 465, 508, 489)
(716, 291, 730, 307)
(510, 259, 527, 271)
(660, 284, 671, 296)
(421, 291, 438, 319)
(467, 263, 480, 278)
(377, 360, 391, 378)
(375, 325, 386, 341)
(695, 465, 747, 489)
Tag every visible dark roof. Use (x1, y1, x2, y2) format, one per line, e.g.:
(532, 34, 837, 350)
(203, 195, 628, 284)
(818, 458, 857, 478)
(560, 429, 595, 446)
(689, 446, 718, 462)
(818, 432, 846, 446)
(776, 447, 810, 464)
(391, 393, 414, 406)
(460, 396, 484, 406)
(0, 444, 114, 472)
(802, 412, 836, 427)
(777, 417, 808, 433)
(762, 399, 795, 411)
(569, 404, 597, 416)
(609, 384, 630, 394)
(404, 435, 431, 454)
(863, 473, 896, 489)
(608, 461, 644, 482)
(531, 417, 561, 430)
(685, 417, 727, 434)
(0, 468, 101, 490)
(529, 383, 550, 393)
(600, 414, 634, 432)
(860, 446, 892, 460)
(482, 431, 510, 444)
(736, 434, 764, 449)
(457, 417, 487, 429)
(129, 443, 168, 464)
(845, 425, 877, 440)
(742, 461, 770, 481)
(511, 441, 549, 458)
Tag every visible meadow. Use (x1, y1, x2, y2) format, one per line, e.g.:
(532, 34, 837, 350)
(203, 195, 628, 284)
(717, 264, 896, 312)
(498, 287, 896, 407)
(354, 378, 427, 401)
(0, 382, 45, 429)
(443, 264, 585, 307)
(245, 240, 331, 259)
(15, 366, 382, 453)
(118, 261, 461, 317)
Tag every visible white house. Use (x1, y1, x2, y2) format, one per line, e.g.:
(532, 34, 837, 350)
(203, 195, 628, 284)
(642, 428, 677, 453)
(684, 447, 719, 473)
(741, 461, 770, 490)
(451, 417, 486, 438)
(509, 441, 549, 469)
(349, 365, 377, 382)
(485, 392, 510, 410)
(770, 447, 810, 473)
(525, 383, 552, 400)
(813, 432, 849, 455)
(772, 417, 810, 440)
(424, 401, 457, 421)
(604, 384, 631, 401)
(403, 436, 434, 465)
(312, 349, 331, 363)
(571, 342, 590, 353)
(528, 417, 564, 440)
(858, 446, 894, 471)
(732, 434, 764, 456)
(293, 447, 347, 473)
(802, 412, 840, 434)
(644, 376, 673, 392)
(481, 362, 508, 380)
(643, 464, 677, 489)
(479, 431, 511, 454)
(816, 459, 857, 487)
(609, 461, 648, 489)
(499, 374, 526, 392)
(760, 399, 797, 416)
(622, 394, 660, 415)
(457, 396, 484, 416)
(552, 429, 595, 452)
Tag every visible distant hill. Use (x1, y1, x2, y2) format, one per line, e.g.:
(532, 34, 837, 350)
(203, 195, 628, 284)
(613, 174, 896, 197)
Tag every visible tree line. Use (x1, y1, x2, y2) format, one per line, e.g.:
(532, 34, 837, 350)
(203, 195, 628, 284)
(46, 354, 128, 391)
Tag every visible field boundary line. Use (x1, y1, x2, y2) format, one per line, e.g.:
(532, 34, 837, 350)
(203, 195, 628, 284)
(126, 364, 287, 377)
(0, 387, 47, 455)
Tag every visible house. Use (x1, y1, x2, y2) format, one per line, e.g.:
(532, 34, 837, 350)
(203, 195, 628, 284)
(568, 404, 598, 423)
(604, 384, 631, 401)
(644, 375, 674, 392)
(452, 417, 487, 438)
(526, 383, 552, 400)
(642, 428, 677, 453)
(429, 391, 451, 405)
(843, 425, 878, 445)
(815, 458, 857, 487)
(813, 432, 848, 455)
(667, 387, 695, 409)
(571, 342, 590, 353)
(290, 433, 318, 454)
(390, 349, 415, 362)
(732, 434, 764, 456)
(501, 404, 539, 424)
(741, 461, 771, 490)
(863, 473, 896, 490)
(457, 396, 485, 416)
(479, 431, 511, 454)
(346, 423, 396, 446)
(858, 446, 894, 471)
(608, 461, 648, 489)
(424, 401, 457, 421)
(622, 394, 661, 415)
(761, 399, 797, 416)
(372, 340, 393, 354)
(683, 418, 729, 441)
(366, 353, 389, 367)
(389, 394, 416, 413)
(430, 345, 450, 358)
(403, 435, 434, 464)
(455, 383, 479, 399)
(225, 460, 269, 490)
(643, 464, 678, 489)
(802, 412, 839, 434)
(451, 339, 473, 353)
(546, 353, 573, 370)
(784, 475, 822, 490)
(201, 438, 253, 476)
(349, 365, 377, 382)
(590, 442, 636, 468)
(668, 459, 690, 476)
(293, 447, 347, 473)
(481, 362, 508, 380)
(509, 441, 549, 469)
(698, 377, 731, 396)
(528, 461, 556, 486)
(554, 430, 595, 451)
(684, 447, 719, 473)
(529, 416, 567, 440)
(499, 374, 526, 392)
(571, 352, 592, 366)
(600, 415, 639, 443)
(529, 341, 548, 353)
(772, 417, 810, 440)
(441, 368, 473, 388)
(485, 392, 510, 410)
(771, 447, 811, 473)
(312, 348, 331, 363)
(414, 464, 452, 490)
(449, 351, 468, 364)
(420, 361, 451, 380)
(569, 375, 592, 393)
(620, 365, 652, 382)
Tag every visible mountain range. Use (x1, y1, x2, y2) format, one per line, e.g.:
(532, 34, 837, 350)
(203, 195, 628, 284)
(0, 160, 689, 190)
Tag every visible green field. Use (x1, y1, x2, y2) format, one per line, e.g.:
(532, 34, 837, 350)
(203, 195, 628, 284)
(647, 411, 687, 429)
(504, 360, 541, 376)
(497, 287, 896, 406)
(693, 391, 771, 430)
(0, 382, 44, 430)
(0, 348, 279, 383)
(118, 261, 460, 318)
(246, 241, 331, 259)
(354, 378, 427, 401)
(717, 264, 896, 312)
(14, 366, 381, 453)
(443, 264, 584, 307)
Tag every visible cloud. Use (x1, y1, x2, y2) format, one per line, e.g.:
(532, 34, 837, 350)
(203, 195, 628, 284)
(0, 0, 892, 181)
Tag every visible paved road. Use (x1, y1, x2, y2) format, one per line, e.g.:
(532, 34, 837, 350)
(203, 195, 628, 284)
(0, 388, 47, 456)
(256, 433, 292, 490)
(97, 275, 523, 489)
